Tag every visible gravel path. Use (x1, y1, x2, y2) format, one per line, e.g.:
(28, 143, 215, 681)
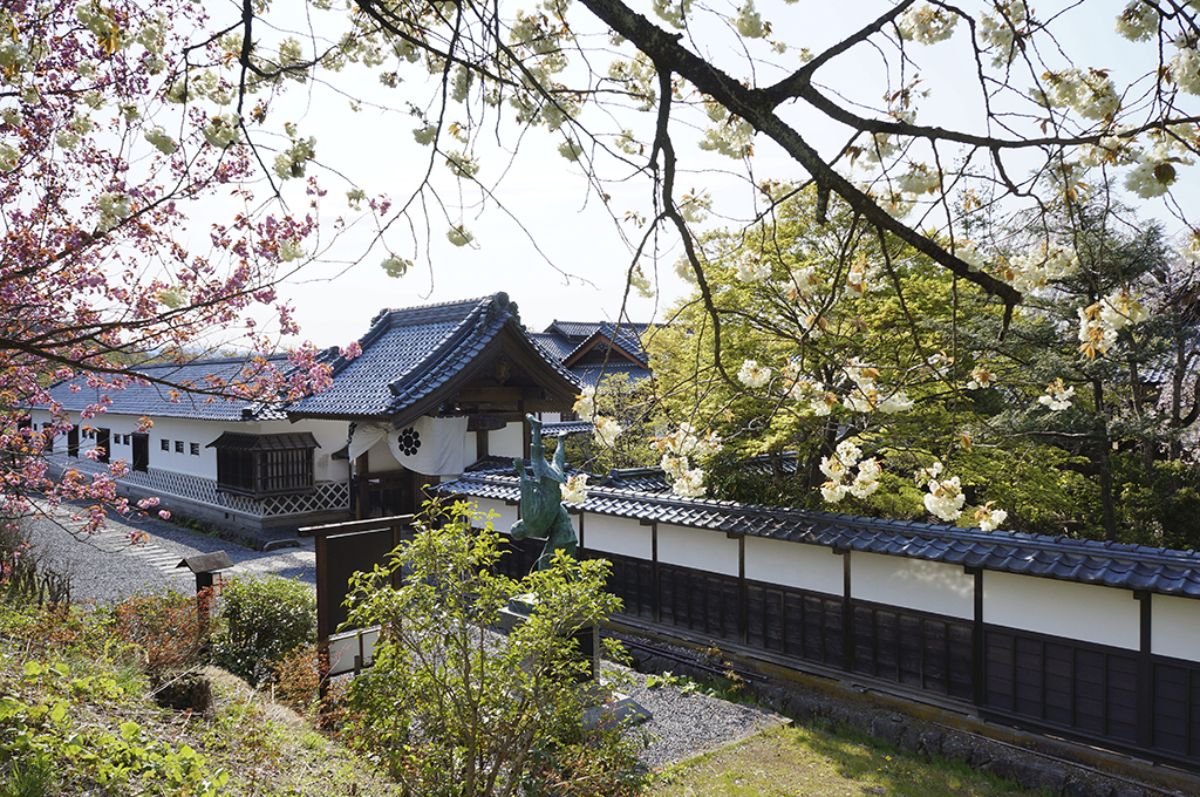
(23, 505, 314, 604)
(596, 663, 785, 769)
(630, 681, 782, 768)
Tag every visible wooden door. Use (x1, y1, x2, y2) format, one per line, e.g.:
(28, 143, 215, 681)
(131, 433, 149, 472)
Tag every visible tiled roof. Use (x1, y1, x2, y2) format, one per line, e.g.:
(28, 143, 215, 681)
(600, 467, 672, 493)
(562, 321, 649, 366)
(571, 362, 653, 388)
(290, 293, 578, 421)
(529, 333, 576, 361)
(542, 420, 593, 438)
(436, 471, 1200, 598)
(545, 320, 612, 340)
(38, 356, 291, 422)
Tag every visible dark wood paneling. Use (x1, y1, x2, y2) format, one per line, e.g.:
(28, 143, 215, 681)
(983, 626, 1146, 749)
(851, 600, 974, 700)
(571, 543, 1200, 768)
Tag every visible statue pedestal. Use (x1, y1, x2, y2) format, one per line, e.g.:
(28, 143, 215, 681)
(497, 593, 651, 728)
(499, 593, 599, 682)
(581, 686, 652, 731)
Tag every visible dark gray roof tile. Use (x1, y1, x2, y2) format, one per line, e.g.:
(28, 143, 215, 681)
(37, 355, 292, 421)
(436, 471, 1200, 598)
(292, 293, 577, 419)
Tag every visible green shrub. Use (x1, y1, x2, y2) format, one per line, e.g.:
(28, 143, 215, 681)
(212, 576, 315, 685)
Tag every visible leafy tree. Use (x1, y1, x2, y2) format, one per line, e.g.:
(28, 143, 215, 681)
(342, 501, 645, 797)
(564, 372, 661, 474)
(648, 186, 1200, 547)
(645, 186, 1001, 512)
(0, 1, 357, 530)
(961, 202, 1200, 542)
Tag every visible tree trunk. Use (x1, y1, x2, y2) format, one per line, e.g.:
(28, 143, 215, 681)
(1093, 378, 1118, 541)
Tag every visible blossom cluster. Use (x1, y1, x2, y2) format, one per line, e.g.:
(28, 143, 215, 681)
(1077, 288, 1147, 358)
(782, 367, 839, 417)
(1037, 378, 1075, 412)
(737, 359, 772, 389)
(573, 387, 625, 449)
(973, 503, 1009, 532)
(818, 440, 881, 504)
(896, 3, 958, 45)
(652, 423, 721, 499)
(561, 473, 589, 505)
(917, 461, 966, 522)
(841, 360, 913, 415)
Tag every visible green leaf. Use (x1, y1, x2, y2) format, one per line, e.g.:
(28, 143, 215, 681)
(22, 660, 43, 678)
(119, 720, 141, 741)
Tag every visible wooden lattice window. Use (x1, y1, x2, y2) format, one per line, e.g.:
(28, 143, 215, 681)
(209, 432, 318, 497)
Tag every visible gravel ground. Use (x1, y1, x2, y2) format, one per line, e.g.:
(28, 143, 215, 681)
(602, 664, 786, 769)
(22, 505, 314, 604)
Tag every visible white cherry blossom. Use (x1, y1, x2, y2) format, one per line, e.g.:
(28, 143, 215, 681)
(924, 474, 966, 521)
(1037, 378, 1075, 411)
(562, 473, 589, 505)
(973, 503, 1008, 532)
(738, 359, 772, 388)
(593, 415, 623, 447)
(897, 3, 958, 45)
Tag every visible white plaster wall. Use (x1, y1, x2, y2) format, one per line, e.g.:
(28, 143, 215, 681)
(490, 421, 524, 459)
(1152, 595, 1200, 662)
(473, 497, 519, 532)
(851, 552, 974, 620)
(581, 513, 651, 560)
(143, 416, 231, 478)
(259, 419, 350, 482)
(49, 413, 240, 480)
(984, 571, 1139, 650)
(364, 434, 402, 472)
(46, 412, 350, 484)
(453, 431, 478, 477)
(744, 537, 844, 596)
(657, 523, 739, 576)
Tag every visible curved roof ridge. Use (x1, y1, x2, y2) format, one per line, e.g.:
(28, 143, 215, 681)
(117, 353, 290, 373)
(326, 295, 498, 379)
(385, 295, 500, 399)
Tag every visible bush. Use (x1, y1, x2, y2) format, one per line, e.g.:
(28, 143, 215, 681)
(342, 501, 646, 796)
(112, 590, 209, 681)
(212, 575, 315, 685)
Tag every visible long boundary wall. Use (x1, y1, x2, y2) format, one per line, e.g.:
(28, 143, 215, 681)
(469, 498, 1200, 769)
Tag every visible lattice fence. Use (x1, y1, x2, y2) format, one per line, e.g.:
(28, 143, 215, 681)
(48, 455, 350, 518)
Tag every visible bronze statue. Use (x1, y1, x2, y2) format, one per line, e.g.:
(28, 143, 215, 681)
(510, 414, 577, 570)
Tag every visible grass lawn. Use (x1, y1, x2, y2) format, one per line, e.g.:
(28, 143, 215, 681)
(649, 724, 1044, 797)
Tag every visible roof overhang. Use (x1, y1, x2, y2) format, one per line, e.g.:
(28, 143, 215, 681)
(207, 431, 320, 450)
(287, 318, 580, 426)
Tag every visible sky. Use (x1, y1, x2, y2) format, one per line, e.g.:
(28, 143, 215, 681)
(231, 0, 1196, 348)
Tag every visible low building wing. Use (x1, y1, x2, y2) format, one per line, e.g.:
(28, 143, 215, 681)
(40, 355, 292, 421)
